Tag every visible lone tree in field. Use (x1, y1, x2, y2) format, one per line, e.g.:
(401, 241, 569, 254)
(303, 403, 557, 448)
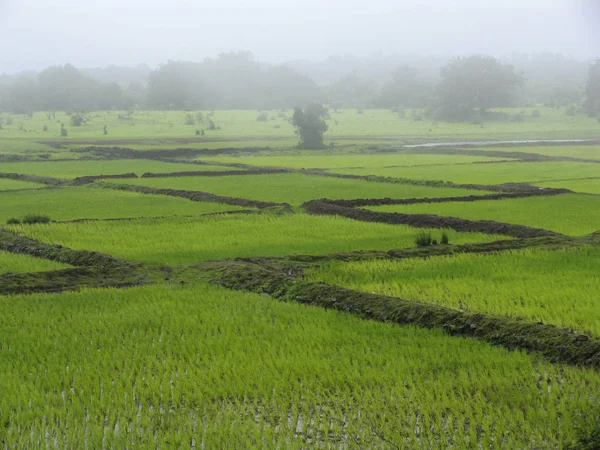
(584, 59, 600, 117)
(291, 103, 329, 149)
(433, 55, 523, 122)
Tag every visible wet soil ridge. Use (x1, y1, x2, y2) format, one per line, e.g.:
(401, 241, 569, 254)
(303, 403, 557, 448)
(0, 227, 134, 269)
(98, 182, 289, 209)
(320, 188, 572, 208)
(54, 209, 259, 224)
(299, 169, 523, 192)
(0, 172, 65, 186)
(0, 267, 140, 296)
(76, 146, 273, 159)
(303, 200, 561, 238)
(207, 261, 600, 369)
(72, 173, 138, 185)
(140, 168, 290, 178)
(234, 235, 580, 268)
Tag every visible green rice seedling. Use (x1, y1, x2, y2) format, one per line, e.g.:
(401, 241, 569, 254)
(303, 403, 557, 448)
(305, 246, 600, 335)
(414, 230, 433, 247)
(0, 250, 71, 273)
(368, 194, 600, 236)
(0, 282, 598, 448)
(8, 213, 505, 265)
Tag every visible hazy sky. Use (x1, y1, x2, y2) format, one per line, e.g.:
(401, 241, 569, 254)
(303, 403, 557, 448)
(0, 0, 597, 73)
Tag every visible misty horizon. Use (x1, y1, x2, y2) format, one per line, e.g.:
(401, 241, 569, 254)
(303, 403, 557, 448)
(0, 0, 598, 74)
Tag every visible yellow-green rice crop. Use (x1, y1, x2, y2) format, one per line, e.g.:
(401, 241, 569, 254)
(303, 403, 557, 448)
(0, 186, 247, 223)
(104, 173, 491, 206)
(306, 246, 600, 335)
(0, 250, 71, 274)
(9, 213, 505, 265)
(0, 178, 46, 191)
(534, 178, 600, 195)
(0, 282, 598, 448)
(335, 161, 600, 185)
(202, 153, 512, 170)
(367, 194, 600, 236)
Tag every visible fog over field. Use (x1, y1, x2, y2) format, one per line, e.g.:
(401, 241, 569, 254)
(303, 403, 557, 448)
(0, 0, 598, 72)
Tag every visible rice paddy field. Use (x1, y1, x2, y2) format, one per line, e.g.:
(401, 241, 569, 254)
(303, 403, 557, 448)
(367, 194, 600, 236)
(1, 108, 599, 448)
(105, 173, 491, 206)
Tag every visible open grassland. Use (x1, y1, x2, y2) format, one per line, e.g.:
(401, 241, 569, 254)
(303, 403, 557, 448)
(0, 160, 237, 179)
(202, 153, 512, 170)
(306, 246, 600, 336)
(0, 107, 598, 144)
(367, 194, 600, 236)
(8, 214, 504, 265)
(0, 178, 46, 191)
(475, 144, 600, 161)
(336, 161, 600, 185)
(0, 250, 71, 274)
(1, 282, 598, 448)
(0, 187, 246, 223)
(104, 173, 490, 206)
(534, 178, 600, 195)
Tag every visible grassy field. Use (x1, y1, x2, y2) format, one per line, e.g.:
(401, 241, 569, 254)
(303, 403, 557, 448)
(0, 107, 598, 144)
(306, 246, 600, 336)
(104, 173, 490, 206)
(367, 194, 600, 236)
(335, 161, 600, 185)
(0, 178, 46, 191)
(202, 152, 513, 169)
(1, 282, 598, 448)
(8, 213, 504, 265)
(0, 160, 238, 179)
(0, 250, 71, 274)
(0, 187, 247, 223)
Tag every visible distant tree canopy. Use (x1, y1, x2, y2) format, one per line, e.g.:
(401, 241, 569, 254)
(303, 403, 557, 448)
(291, 103, 329, 149)
(584, 59, 600, 117)
(146, 52, 323, 110)
(377, 65, 432, 108)
(433, 55, 524, 121)
(326, 73, 376, 109)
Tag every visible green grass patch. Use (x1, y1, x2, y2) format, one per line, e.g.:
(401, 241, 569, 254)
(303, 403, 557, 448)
(336, 161, 600, 185)
(534, 179, 600, 195)
(0, 160, 238, 179)
(368, 194, 600, 236)
(0, 250, 71, 274)
(1, 282, 598, 448)
(0, 187, 247, 223)
(104, 173, 490, 206)
(306, 246, 600, 336)
(9, 213, 504, 265)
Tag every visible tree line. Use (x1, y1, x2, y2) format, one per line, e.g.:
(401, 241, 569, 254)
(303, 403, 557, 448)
(0, 52, 598, 122)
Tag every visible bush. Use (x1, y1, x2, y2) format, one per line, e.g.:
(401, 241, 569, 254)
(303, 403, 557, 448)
(207, 119, 217, 130)
(441, 231, 449, 245)
(565, 105, 578, 116)
(70, 114, 84, 127)
(6, 218, 21, 225)
(256, 112, 269, 121)
(21, 214, 51, 224)
(43, 125, 48, 132)
(60, 127, 68, 137)
(103, 125, 108, 135)
(184, 113, 196, 126)
(414, 231, 433, 247)
(531, 109, 541, 118)
(195, 129, 205, 136)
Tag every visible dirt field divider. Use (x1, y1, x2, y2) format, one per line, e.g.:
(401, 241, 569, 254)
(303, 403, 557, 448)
(206, 260, 600, 369)
(303, 199, 561, 238)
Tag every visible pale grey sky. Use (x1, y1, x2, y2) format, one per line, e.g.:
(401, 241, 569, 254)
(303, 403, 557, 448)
(0, 0, 597, 73)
